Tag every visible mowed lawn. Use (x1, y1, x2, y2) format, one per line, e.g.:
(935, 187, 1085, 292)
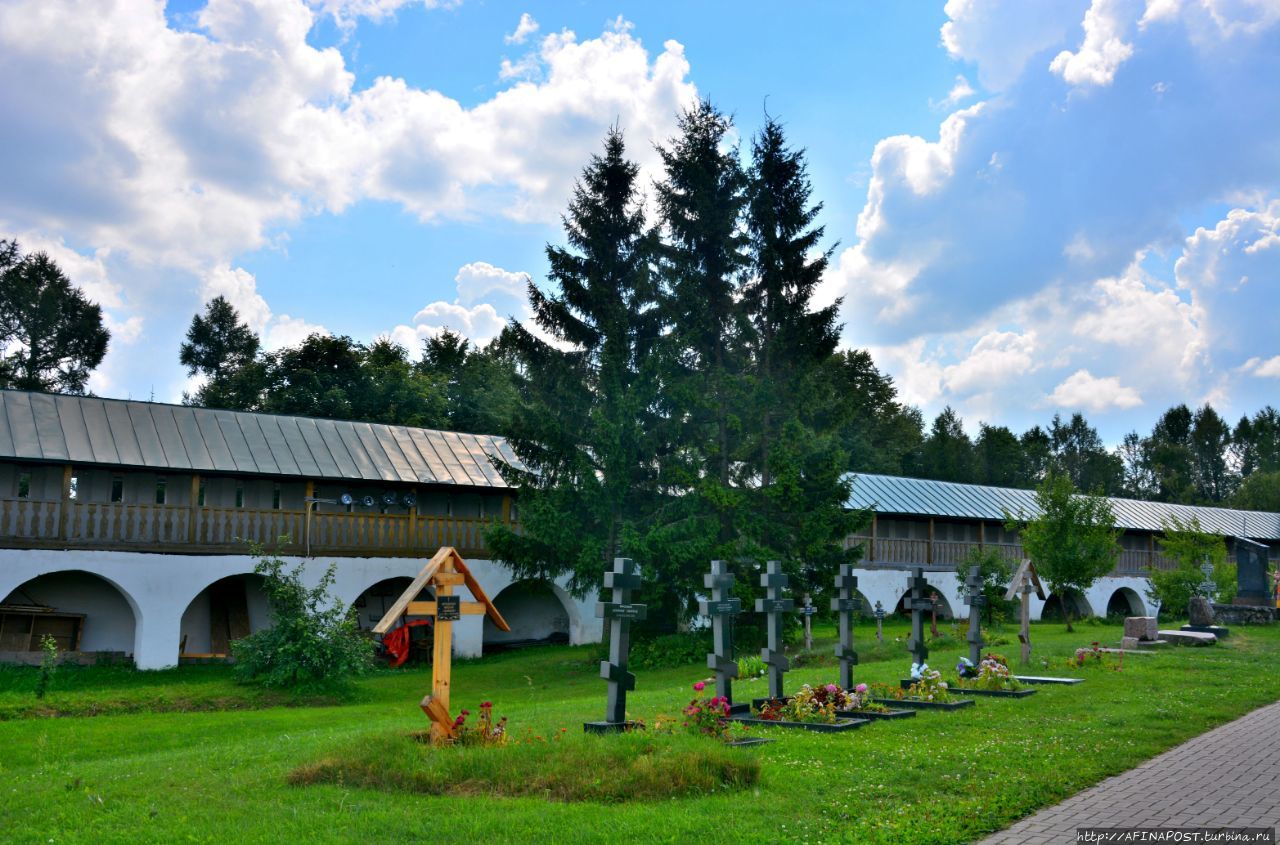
(2, 619, 1278, 845)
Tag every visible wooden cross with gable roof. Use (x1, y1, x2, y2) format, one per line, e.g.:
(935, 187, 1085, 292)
(373, 546, 510, 744)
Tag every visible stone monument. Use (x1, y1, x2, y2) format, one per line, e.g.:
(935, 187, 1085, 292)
(698, 560, 743, 710)
(1183, 560, 1230, 638)
(904, 568, 933, 669)
(1233, 538, 1272, 606)
(1121, 616, 1165, 650)
(962, 565, 986, 665)
(830, 564, 859, 691)
(755, 560, 794, 701)
(585, 557, 646, 733)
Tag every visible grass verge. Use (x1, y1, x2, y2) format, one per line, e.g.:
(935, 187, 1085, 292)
(288, 729, 760, 802)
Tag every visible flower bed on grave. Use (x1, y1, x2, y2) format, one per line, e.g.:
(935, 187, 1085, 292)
(872, 664, 975, 711)
(750, 683, 917, 721)
(739, 684, 869, 732)
(948, 654, 1037, 698)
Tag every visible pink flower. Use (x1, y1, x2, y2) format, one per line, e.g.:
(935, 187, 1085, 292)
(855, 683, 868, 694)
(825, 684, 839, 694)
(693, 681, 706, 692)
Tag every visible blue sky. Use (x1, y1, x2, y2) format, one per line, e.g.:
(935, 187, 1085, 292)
(1, 0, 1277, 443)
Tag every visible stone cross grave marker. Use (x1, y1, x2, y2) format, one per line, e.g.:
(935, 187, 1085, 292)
(905, 568, 934, 668)
(874, 600, 885, 642)
(963, 565, 986, 665)
(698, 560, 741, 705)
(585, 557, 646, 733)
(1199, 559, 1217, 599)
(756, 560, 794, 701)
(831, 564, 859, 691)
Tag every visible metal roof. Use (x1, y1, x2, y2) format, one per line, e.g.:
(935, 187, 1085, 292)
(847, 473, 1280, 541)
(0, 390, 522, 489)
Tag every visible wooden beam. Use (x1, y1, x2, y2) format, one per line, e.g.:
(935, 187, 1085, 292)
(60, 464, 73, 541)
(978, 522, 985, 549)
(188, 474, 201, 544)
(869, 514, 877, 562)
(407, 601, 488, 617)
(927, 518, 935, 565)
(433, 572, 466, 586)
(371, 547, 449, 634)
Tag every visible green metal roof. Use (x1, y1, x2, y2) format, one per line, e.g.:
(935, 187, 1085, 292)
(847, 473, 1280, 541)
(0, 389, 521, 489)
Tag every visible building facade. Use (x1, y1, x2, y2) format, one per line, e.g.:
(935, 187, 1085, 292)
(2, 388, 1278, 669)
(0, 390, 601, 668)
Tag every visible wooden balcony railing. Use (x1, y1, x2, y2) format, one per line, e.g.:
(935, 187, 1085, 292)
(0, 498, 507, 558)
(848, 535, 1178, 576)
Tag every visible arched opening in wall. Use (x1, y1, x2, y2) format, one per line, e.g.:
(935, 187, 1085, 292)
(179, 574, 271, 658)
(1041, 591, 1094, 622)
(1106, 588, 1145, 619)
(1, 570, 137, 662)
(484, 580, 570, 653)
(891, 589, 955, 620)
(351, 578, 435, 666)
(350, 577, 417, 632)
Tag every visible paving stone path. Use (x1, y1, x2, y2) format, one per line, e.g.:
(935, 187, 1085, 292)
(980, 699, 1280, 844)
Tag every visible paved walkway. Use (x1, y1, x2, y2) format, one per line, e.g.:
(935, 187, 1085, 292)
(980, 700, 1280, 844)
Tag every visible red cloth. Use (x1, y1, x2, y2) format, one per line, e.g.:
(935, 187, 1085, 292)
(382, 619, 432, 667)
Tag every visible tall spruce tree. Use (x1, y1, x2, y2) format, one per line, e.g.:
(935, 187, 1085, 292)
(742, 117, 860, 591)
(180, 295, 264, 410)
(647, 101, 753, 607)
(486, 128, 661, 599)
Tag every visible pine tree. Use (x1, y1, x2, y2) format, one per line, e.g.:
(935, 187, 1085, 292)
(180, 295, 264, 410)
(487, 128, 661, 598)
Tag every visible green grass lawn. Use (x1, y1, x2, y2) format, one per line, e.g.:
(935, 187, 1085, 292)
(1, 619, 1277, 845)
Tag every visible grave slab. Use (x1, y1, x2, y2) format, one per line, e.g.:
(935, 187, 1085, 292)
(732, 716, 869, 733)
(1013, 675, 1084, 685)
(1157, 629, 1217, 646)
(870, 696, 975, 711)
(1121, 636, 1169, 650)
(1180, 624, 1230, 639)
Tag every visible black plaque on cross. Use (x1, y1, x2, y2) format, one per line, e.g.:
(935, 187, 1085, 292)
(831, 564, 859, 691)
(905, 567, 933, 667)
(435, 595, 461, 622)
(585, 557, 647, 733)
(755, 560, 794, 701)
(963, 565, 986, 665)
(698, 560, 741, 705)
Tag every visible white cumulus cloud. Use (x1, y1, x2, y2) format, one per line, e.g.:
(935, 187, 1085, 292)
(1046, 369, 1144, 411)
(505, 12, 539, 44)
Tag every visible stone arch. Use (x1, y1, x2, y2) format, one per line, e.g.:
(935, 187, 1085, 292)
(1106, 587, 1146, 618)
(1, 569, 140, 657)
(1041, 590, 1094, 622)
(349, 576, 429, 632)
(892, 586, 955, 619)
(483, 579, 573, 651)
(178, 573, 271, 657)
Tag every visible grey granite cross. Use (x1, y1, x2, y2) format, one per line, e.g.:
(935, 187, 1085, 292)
(905, 567, 934, 667)
(831, 564, 859, 691)
(585, 557, 646, 733)
(963, 564, 986, 665)
(755, 560, 794, 701)
(698, 560, 741, 704)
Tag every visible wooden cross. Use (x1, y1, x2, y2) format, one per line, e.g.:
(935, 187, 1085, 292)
(755, 560, 794, 701)
(588, 557, 646, 731)
(372, 546, 510, 744)
(963, 565, 987, 665)
(698, 560, 741, 705)
(831, 564, 859, 691)
(905, 568, 934, 666)
(1004, 559, 1046, 665)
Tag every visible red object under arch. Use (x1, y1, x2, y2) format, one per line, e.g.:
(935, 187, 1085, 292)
(382, 619, 432, 667)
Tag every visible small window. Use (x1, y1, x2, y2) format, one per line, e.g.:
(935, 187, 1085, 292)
(235, 483, 244, 509)
(68, 476, 78, 501)
(155, 477, 167, 505)
(17, 472, 31, 499)
(197, 481, 206, 507)
(110, 476, 123, 503)
(272, 484, 281, 510)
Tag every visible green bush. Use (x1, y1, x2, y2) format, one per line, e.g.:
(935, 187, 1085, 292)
(232, 546, 375, 690)
(1145, 516, 1233, 618)
(33, 635, 58, 700)
(628, 632, 711, 670)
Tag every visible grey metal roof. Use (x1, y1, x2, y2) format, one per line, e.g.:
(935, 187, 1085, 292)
(0, 390, 521, 488)
(847, 473, 1280, 541)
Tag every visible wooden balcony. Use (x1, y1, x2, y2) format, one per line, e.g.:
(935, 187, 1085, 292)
(847, 535, 1177, 576)
(0, 498, 507, 558)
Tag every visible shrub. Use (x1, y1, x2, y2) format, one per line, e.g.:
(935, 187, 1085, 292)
(232, 545, 375, 690)
(33, 635, 58, 700)
(628, 631, 711, 670)
(1146, 516, 1233, 617)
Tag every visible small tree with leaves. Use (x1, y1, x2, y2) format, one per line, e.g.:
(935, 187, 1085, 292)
(232, 544, 374, 690)
(1146, 515, 1233, 617)
(1005, 471, 1119, 632)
